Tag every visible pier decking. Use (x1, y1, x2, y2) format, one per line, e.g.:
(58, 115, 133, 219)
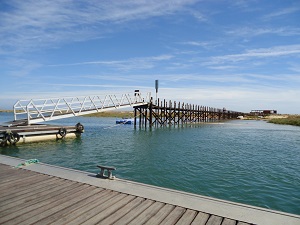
(0, 155, 299, 225)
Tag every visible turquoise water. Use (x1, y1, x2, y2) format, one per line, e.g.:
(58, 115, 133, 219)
(1, 112, 299, 215)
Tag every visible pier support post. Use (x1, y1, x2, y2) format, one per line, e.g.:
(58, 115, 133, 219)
(134, 108, 137, 126)
(149, 98, 153, 127)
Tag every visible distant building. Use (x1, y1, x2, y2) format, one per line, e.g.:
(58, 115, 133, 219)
(250, 110, 277, 116)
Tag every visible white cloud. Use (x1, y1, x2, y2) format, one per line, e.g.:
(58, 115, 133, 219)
(0, 0, 199, 54)
(263, 6, 300, 20)
(1, 79, 300, 114)
(157, 86, 300, 114)
(185, 8, 207, 21)
(289, 64, 300, 73)
(205, 45, 300, 65)
(47, 54, 174, 71)
(226, 27, 300, 37)
(179, 41, 218, 49)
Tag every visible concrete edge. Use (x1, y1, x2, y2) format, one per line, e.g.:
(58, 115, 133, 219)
(1, 155, 299, 225)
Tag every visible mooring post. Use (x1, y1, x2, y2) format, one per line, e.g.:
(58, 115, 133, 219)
(193, 104, 195, 123)
(181, 103, 183, 124)
(197, 105, 199, 122)
(178, 102, 181, 125)
(139, 108, 142, 127)
(134, 107, 137, 126)
(163, 99, 166, 125)
(188, 104, 191, 122)
(174, 101, 177, 125)
(149, 97, 153, 127)
(159, 99, 162, 126)
(145, 108, 147, 128)
(168, 100, 171, 125)
(182, 103, 187, 123)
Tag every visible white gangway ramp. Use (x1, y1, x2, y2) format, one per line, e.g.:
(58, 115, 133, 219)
(13, 92, 151, 125)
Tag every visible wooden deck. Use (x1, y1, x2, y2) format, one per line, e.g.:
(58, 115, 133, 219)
(0, 155, 299, 225)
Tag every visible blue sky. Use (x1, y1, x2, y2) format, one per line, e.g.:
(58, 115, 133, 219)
(1, 0, 300, 114)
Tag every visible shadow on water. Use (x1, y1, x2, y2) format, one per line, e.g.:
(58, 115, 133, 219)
(0, 144, 20, 156)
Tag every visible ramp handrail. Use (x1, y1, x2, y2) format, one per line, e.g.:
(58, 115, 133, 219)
(13, 91, 151, 124)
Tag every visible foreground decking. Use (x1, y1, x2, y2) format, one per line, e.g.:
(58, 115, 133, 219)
(0, 155, 299, 225)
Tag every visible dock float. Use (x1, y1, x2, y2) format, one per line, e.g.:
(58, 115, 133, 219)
(0, 155, 299, 225)
(0, 123, 84, 146)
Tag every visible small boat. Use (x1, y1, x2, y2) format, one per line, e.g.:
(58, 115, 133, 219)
(116, 118, 134, 124)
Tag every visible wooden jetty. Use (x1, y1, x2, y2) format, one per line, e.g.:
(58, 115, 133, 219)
(1, 92, 244, 146)
(134, 98, 243, 127)
(0, 155, 299, 225)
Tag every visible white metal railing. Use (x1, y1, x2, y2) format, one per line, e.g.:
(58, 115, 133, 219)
(13, 91, 151, 124)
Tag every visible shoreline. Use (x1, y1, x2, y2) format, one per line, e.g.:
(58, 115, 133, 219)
(1, 110, 299, 126)
(0, 109, 134, 117)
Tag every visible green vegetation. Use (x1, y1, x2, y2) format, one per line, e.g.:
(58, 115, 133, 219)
(268, 115, 300, 126)
(242, 115, 263, 120)
(83, 111, 134, 118)
(0, 109, 134, 118)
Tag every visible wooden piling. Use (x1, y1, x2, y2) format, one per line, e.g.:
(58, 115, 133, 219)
(133, 98, 243, 127)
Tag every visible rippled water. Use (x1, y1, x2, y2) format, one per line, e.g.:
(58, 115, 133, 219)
(1, 112, 299, 214)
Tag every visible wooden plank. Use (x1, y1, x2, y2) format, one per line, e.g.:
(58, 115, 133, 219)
(33, 188, 104, 224)
(1, 184, 91, 225)
(65, 193, 128, 225)
(0, 163, 11, 169)
(33, 188, 105, 225)
(18, 186, 101, 225)
(98, 197, 145, 225)
(113, 199, 155, 225)
(50, 189, 118, 225)
(0, 165, 19, 174)
(0, 176, 47, 196)
(237, 222, 252, 225)
(127, 202, 165, 225)
(0, 182, 86, 224)
(0, 176, 50, 199)
(159, 206, 186, 225)
(206, 215, 223, 225)
(190, 212, 210, 225)
(0, 170, 42, 184)
(222, 218, 237, 225)
(0, 178, 67, 211)
(0, 168, 45, 182)
(81, 195, 136, 224)
(0, 165, 38, 182)
(175, 209, 198, 225)
(144, 204, 175, 225)
(0, 179, 75, 214)
(0, 174, 51, 195)
(0, 176, 61, 201)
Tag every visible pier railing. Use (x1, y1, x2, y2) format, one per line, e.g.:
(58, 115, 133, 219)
(13, 92, 151, 124)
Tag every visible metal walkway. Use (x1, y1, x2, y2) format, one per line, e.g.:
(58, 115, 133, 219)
(12, 91, 150, 125)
